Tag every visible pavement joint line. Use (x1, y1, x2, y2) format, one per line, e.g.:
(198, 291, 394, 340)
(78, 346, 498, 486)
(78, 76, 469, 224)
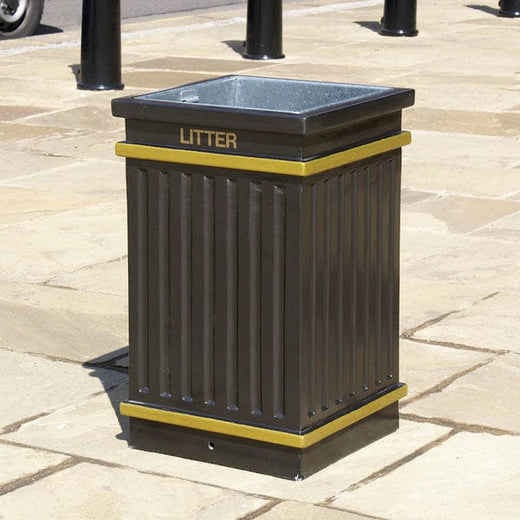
(402, 355, 502, 407)
(318, 430, 456, 503)
(237, 500, 282, 520)
(0, 382, 126, 436)
(402, 310, 461, 338)
(400, 335, 510, 355)
(0, 411, 52, 436)
(0, 437, 324, 505)
(0, 344, 129, 369)
(399, 413, 520, 437)
(469, 208, 520, 235)
(0, 457, 79, 497)
(314, 503, 387, 520)
(401, 291, 500, 338)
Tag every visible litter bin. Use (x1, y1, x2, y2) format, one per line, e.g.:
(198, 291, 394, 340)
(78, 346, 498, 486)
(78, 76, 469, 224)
(112, 75, 414, 480)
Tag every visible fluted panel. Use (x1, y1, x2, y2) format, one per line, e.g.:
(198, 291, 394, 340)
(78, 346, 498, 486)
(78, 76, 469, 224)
(304, 153, 400, 424)
(225, 179, 238, 410)
(245, 181, 262, 415)
(128, 168, 298, 427)
(272, 185, 286, 420)
(127, 167, 149, 395)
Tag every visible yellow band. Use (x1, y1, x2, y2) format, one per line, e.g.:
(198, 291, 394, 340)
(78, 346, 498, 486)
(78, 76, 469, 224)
(115, 132, 411, 177)
(120, 384, 407, 449)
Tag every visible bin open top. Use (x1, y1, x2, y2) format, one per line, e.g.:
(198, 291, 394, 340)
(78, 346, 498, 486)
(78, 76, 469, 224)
(112, 75, 414, 135)
(139, 76, 391, 115)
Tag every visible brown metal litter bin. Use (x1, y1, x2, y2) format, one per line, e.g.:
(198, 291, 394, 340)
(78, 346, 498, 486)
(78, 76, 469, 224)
(112, 75, 414, 480)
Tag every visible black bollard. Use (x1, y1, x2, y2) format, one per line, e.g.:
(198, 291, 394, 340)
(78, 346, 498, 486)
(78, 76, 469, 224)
(380, 0, 418, 37)
(244, 0, 285, 60)
(498, 0, 520, 17)
(78, 0, 124, 90)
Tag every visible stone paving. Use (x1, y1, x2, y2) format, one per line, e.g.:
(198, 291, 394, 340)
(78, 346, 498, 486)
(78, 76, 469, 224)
(0, 1, 519, 518)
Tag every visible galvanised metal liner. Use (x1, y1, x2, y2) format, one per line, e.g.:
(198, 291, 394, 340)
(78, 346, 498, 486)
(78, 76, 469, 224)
(112, 75, 414, 480)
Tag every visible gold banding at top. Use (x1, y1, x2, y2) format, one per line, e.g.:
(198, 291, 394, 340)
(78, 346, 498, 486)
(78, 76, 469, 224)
(120, 384, 407, 449)
(115, 132, 411, 177)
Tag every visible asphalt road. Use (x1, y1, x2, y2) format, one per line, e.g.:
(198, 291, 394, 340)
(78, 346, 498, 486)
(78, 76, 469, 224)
(40, 0, 245, 32)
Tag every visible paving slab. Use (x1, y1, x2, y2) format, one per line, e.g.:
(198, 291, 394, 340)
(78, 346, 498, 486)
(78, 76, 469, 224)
(0, 121, 81, 145)
(22, 128, 124, 161)
(414, 291, 520, 353)
(402, 236, 520, 292)
(1, 159, 126, 200)
(332, 432, 520, 520)
(48, 257, 128, 297)
(0, 349, 127, 431)
(398, 74, 520, 112)
(0, 151, 72, 181)
(402, 160, 520, 199)
(0, 201, 127, 284)
(404, 131, 519, 171)
(20, 105, 123, 132)
(0, 281, 126, 362)
(399, 276, 491, 333)
(399, 339, 494, 403)
(0, 77, 83, 106)
(0, 462, 269, 520)
(0, 185, 109, 226)
(4, 382, 450, 502)
(473, 211, 520, 242)
(400, 228, 465, 267)
(403, 353, 520, 433)
(125, 56, 272, 74)
(255, 502, 370, 520)
(122, 71, 218, 90)
(0, 105, 51, 121)
(0, 286, 127, 362)
(406, 108, 520, 137)
(401, 195, 520, 234)
(0, 443, 70, 487)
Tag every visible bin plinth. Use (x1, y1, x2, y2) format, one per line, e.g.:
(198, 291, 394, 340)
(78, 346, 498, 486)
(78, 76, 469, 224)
(112, 76, 414, 480)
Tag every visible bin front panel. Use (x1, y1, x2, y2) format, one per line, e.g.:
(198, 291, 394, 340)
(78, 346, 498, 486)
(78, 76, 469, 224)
(127, 162, 304, 431)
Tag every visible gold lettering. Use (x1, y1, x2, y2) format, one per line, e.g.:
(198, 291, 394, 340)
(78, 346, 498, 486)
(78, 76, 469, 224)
(192, 129, 203, 146)
(226, 132, 238, 150)
(206, 131, 215, 147)
(180, 128, 191, 145)
(215, 132, 226, 148)
(179, 128, 238, 150)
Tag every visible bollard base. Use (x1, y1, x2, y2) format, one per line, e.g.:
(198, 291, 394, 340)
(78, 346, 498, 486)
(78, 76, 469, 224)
(242, 52, 285, 60)
(77, 82, 124, 91)
(122, 385, 405, 480)
(379, 28, 418, 37)
(498, 10, 520, 17)
(498, 0, 520, 16)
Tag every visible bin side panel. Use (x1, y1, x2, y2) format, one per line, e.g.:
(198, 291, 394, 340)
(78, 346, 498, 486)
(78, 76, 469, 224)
(126, 162, 303, 430)
(300, 151, 401, 430)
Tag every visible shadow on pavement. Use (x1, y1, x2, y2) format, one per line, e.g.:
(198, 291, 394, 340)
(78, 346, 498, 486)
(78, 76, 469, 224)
(354, 21, 382, 33)
(69, 64, 80, 82)
(466, 4, 498, 15)
(35, 24, 63, 35)
(83, 346, 129, 440)
(222, 39, 245, 57)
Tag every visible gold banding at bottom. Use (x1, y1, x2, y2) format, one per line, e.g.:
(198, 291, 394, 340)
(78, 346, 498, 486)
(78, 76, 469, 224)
(120, 384, 407, 449)
(115, 132, 411, 177)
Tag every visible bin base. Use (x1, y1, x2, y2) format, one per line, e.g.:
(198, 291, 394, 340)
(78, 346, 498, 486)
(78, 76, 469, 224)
(127, 401, 398, 480)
